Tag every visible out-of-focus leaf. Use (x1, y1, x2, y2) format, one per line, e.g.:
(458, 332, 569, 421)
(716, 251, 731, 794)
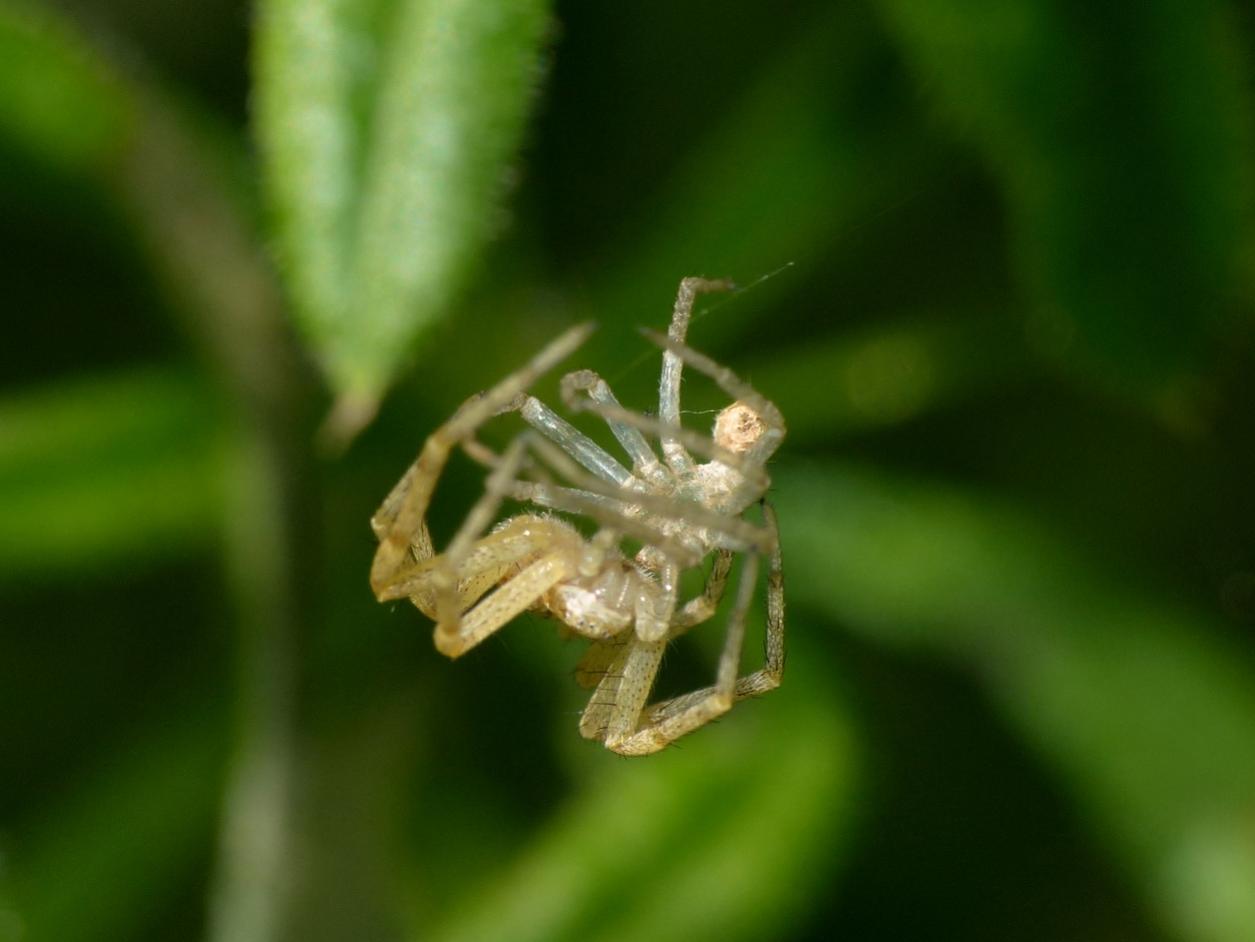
(0, 368, 224, 578)
(0, 2, 133, 171)
(748, 313, 1032, 442)
(408, 4, 951, 419)
(4, 697, 226, 942)
(255, 0, 551, 402)
(0, 2, 294, 419)
(584, 2, 940, 350)
(374, 3, 958, 437)
(875, 0, 1253, 380)
(429, 653, 857, 942)
(778, 462, 1255, 942)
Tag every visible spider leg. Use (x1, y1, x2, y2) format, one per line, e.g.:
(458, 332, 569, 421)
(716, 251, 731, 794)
(651, 502, 785, 717)
(370, 321, 594, 595)
(608, 551, 760, 756)
(733, 500, 784, 697)
(435, 552, 574, 659)
(432, 424, 632, 634)
(574, 634, 628, 689)
(558, 370, 669, 485)
(453, 429, 706, 561)
(640, 327, 785, 468)
(510, 481, 634, 519)
(513, 394, 639, 489)
(671, 548, 734, 632)
(508, 478, 705, 566)
(432, 434, 540, 637)
(658, 276, 736, 474)
(576, 633, 636, 741)
(376, 509, 591, 658)
(561, 373, 766, 492)
(374, 515, 557, 607)
(581, 636, 667, 747)
(578, 558, 678, 745)
(525, 434, 773, 556)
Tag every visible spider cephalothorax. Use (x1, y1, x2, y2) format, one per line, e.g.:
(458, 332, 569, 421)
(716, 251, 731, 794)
(370, 277, 785, 755)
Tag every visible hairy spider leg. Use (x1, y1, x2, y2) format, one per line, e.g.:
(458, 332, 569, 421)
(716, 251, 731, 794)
(574, 631, 628, 689)
(378, 511, 635, 659)
(376, 515, 547, 605)
(377, 517, 571, 657)
(577, 556, 679, 744)
(436, 552, 573, 659)
(370, 322, 594, 595)
(374, 435, 579, 655)
(633, 558, 678, 643)
(733, 500, 784, 698)
(647, 502, 784, 716)
(672, 548, 735, 631)
(575, 504, 781, 749)
(573, 546, 731, 730)
(576, 632, 637, 741)
(431, 436, 534, 633)
(558, 370, 670, 486)
(658, 276, 736, 474)
(394, 422, 685, 656)
(605, 552, 760, 756)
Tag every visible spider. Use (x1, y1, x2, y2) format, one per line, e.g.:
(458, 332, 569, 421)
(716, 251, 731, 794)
(369, 277, 785, 756)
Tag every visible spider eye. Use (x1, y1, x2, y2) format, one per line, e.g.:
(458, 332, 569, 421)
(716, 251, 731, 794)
(713, 401, 767, 454)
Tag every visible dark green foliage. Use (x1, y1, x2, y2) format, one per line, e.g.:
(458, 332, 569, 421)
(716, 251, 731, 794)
(2, 1, 1254, 940)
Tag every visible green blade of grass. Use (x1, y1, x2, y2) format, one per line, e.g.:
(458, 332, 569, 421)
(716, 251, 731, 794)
(0, 368, 225, 579)
(778, 462, 1255, 941)
(255, 0, 551, 405)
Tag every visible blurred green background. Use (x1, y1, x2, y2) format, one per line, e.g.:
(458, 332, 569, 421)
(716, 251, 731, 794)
(3, 0, 1255, 940)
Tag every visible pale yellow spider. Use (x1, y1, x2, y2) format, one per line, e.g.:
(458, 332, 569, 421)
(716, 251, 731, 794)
(369, 278, 785, 756)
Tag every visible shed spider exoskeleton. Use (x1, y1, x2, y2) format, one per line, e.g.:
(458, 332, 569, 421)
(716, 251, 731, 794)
(369, 277, 785, 756)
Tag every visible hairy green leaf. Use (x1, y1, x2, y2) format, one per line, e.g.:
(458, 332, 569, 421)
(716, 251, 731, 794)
(255, 0, 551, 401)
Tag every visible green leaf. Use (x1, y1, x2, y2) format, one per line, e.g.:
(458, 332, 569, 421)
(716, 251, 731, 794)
(255, 0, 551, 401)
(0, 368, 225, 578)
(744, 313, 1032, 442)
(875, 0, 1254, 381)
(430, 656, 859, 942)
(4, 696, 227, 942)
(585, 2, 940, 348)
(778, 462, 1255, 942)
(0, 1, 134, 172)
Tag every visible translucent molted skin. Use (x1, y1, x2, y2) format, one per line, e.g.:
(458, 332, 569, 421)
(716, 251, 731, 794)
(370, 277, 786, 756)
